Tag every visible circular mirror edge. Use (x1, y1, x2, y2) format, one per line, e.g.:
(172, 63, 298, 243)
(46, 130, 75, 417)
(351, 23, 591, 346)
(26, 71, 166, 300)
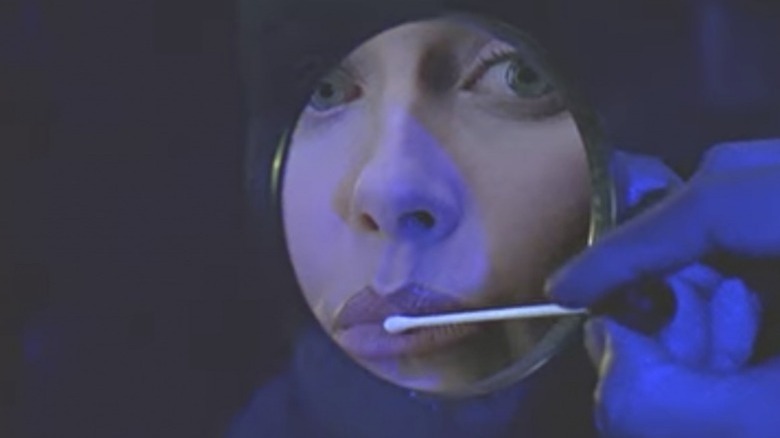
(406, 11, 620, 398)
(264, 10, 618, 399)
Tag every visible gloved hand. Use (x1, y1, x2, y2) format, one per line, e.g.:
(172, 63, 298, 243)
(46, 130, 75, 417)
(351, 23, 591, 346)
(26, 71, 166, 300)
(585, 265, 771, 438)
(548, 140, 780, 438)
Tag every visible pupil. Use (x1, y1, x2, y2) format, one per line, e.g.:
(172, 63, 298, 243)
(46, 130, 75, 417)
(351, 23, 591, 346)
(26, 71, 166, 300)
(507, 60, 551, 97)
(319, 83, 335, 99)
(517, 66, 539, 84)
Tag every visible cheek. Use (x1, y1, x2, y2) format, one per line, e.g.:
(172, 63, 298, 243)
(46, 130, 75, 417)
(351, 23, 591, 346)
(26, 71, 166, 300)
(496, 144, 591, 256)
(282, 156, 337, 320)
(281, 122, 367, 325)
(453, 116, 591, 292)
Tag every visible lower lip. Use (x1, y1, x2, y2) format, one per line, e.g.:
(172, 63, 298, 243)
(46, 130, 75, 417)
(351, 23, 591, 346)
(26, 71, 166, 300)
(334, 321, 481, 360)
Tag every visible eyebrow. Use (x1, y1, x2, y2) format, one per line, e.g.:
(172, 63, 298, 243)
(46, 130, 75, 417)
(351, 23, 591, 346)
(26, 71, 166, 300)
(341, 23, 494, 84)
(420, 28, 495, 91)
(419, 46, 462, 93)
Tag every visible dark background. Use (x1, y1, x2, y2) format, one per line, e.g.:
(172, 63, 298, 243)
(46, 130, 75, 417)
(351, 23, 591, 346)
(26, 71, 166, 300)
(4, 0, 780, 437)
(2, 1, 286, 436)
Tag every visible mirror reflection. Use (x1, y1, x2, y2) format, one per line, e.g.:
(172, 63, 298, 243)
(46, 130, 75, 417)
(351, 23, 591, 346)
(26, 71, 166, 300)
(280, 16, 595, 395)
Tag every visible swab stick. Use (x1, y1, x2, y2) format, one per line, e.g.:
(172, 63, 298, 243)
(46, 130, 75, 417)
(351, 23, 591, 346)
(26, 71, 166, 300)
(384, 304, 588, 334)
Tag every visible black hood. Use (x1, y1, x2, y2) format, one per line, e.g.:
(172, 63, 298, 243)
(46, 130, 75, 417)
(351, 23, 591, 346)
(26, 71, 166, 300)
(228, 324, 598, 437)
(238, 0, 563, 116)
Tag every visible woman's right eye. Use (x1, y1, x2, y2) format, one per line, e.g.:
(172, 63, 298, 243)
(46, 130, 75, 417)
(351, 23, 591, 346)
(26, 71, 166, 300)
(307, 70, 362, 113)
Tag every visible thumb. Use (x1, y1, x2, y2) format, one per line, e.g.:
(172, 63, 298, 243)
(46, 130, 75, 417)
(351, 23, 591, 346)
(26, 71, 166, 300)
(601, 319, 670, 372)
(584, 317, 666, 370)
(709, 278, 761, 371)
(659, 269, 712, 368)
(593, 320, 671, 438)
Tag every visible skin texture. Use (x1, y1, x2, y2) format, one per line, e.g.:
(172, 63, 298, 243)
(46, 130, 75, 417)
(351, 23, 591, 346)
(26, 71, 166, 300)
(281, 18, 591, 393)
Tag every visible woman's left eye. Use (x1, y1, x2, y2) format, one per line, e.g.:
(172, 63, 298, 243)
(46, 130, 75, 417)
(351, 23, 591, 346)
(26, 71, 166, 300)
(476, 57, 554, 99)
(307, 70, 362, 113)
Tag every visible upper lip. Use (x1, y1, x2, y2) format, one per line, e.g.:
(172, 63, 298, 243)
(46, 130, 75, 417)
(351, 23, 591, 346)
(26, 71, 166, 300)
(333, 284, 471, 331)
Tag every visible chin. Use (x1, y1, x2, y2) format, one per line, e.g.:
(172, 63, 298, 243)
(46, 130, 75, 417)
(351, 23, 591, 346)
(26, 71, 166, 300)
(365, 358, 468, 393)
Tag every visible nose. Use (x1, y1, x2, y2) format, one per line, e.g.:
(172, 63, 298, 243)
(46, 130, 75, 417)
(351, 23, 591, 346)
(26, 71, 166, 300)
(349, 114, 462, 243)
(354, 182, 460, 242)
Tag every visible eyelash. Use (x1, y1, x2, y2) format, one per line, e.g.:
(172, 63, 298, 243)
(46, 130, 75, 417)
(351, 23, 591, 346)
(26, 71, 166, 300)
(461, 48, 519, 90)
(303, 68, 362, 116)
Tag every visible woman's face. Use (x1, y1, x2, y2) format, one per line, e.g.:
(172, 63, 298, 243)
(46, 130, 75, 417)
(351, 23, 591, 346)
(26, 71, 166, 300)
(282, 18, 591, 393)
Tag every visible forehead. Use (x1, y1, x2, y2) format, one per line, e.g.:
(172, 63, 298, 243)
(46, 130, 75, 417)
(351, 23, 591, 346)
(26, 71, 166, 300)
(345, 19, 492, 67)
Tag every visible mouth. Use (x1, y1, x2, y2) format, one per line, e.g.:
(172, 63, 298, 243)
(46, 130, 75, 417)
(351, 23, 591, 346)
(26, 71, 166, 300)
(332, 284, 485, 360)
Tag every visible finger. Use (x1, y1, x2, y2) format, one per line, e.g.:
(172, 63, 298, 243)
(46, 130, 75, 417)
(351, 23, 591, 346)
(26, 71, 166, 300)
(670, 264, 724, 299)
(611, 150, 684, 210)
(601, 319, 670, 370)
(547, 167, 780, 307)
(592, 320, 671, 437)
(595, 319, 737, 438)
(584, 318, 607, 369)
(659, 273, 711, 368)
(715, 356, 780, 437)
(593, 319, 666, 429)
(709, 278, 762, 372)
(697, 139, 780, 175)
(547, 184, 710, 307)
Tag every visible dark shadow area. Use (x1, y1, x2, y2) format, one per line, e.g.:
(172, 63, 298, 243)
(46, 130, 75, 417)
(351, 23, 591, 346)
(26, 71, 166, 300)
(4, 1, 292, 436)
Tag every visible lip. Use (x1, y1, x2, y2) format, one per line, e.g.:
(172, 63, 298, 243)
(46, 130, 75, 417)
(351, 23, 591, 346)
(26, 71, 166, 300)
(332, 285, 483, 360)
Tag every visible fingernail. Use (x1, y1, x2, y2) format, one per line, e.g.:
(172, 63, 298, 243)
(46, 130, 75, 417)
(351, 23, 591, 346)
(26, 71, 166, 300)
(544, 273, 575, 306)
(543, 276, 560, 300)
(584, 318, 607, 365)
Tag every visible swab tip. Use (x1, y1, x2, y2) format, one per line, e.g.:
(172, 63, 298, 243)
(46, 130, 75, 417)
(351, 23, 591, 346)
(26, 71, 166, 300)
(383, 315, 409, 334)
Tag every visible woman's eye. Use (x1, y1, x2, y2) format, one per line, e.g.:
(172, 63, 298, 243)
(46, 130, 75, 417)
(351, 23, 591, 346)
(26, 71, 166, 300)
(307, 70, 361, 113)
(504, 59, 554, 97)
(477, 57, 554, 99)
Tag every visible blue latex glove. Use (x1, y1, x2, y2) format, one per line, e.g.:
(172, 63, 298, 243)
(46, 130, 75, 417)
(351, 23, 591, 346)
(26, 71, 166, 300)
(548, 140, 780, 438)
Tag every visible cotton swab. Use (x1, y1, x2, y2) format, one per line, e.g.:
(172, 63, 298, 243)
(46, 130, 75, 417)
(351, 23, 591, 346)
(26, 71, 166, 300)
(383, 304, 588, 334)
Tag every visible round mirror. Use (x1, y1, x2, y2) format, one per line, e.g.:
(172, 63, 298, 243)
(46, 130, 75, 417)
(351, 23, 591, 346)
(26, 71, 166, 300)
(273, 14, 613, 396)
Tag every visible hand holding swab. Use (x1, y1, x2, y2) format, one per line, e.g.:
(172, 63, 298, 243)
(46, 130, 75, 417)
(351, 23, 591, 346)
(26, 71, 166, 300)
(383, 304, 588, 334)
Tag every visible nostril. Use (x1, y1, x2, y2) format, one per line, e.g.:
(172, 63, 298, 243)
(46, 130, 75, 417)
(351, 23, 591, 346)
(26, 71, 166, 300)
(359, 213, 380, 231)
(399, 210, 436, 231)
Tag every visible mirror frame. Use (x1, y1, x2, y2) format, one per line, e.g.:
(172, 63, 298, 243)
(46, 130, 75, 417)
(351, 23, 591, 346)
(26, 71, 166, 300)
(264, 11, 617, 398)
